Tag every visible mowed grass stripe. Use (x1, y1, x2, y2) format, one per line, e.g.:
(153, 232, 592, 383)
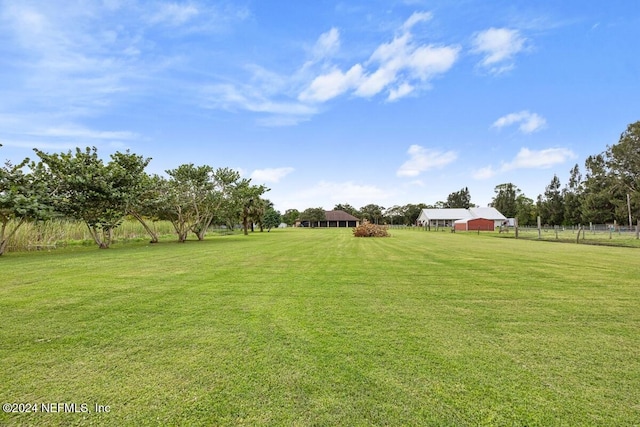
(1, 228, 639, 426)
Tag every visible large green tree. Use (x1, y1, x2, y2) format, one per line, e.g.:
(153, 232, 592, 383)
(581, 154, 617, 224)
(127, 174, 167, 243)
(515, 194, 537, 226)
(282, 209, 300, 226)
(0, 150, 52, 255)
(360, 204, 385, 224)
(490, 183, 519, 218)
(162, 164, 240, 242)
(539, 175, 564, 225)
(605, 120, 640, 224)
(384, 203, 427, 225)
(384, 205, 405, 225)
(444, 187, 473, 209)
(35, 147, 150, 249)
(563, 164, 584, 225)
(262, 206, 282, 231)
(300, 207, 326, 227)
(333, 203, 360, 218)
(233, 180, 269, 235)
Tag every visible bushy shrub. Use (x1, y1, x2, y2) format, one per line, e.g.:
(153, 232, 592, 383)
(353, 222, 390, 237)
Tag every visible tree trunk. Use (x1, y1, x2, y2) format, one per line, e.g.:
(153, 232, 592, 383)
(87, 224, 111, 249)
(130, 212, 159, 243)
(170, 218, 188, 242)
(242, 214, 249, 235)
(0, 217, 26, 255)
(0, 238, 8, 256)
(194, 215, 214, 241)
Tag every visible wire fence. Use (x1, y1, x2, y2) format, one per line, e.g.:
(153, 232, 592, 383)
(499, 224, 640, 247)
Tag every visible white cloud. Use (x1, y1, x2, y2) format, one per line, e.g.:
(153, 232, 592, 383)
(299, 11, 460, 103)
(388, 83, 414, 101)
(250, 167, 295, 183)
(397, 144, 458, 177)
(402, 11, 433, 32)
(474, 147, 576, 180)
(502, 147, 576, 170)
(492, 111, 546, 134)
(313, 27, 340, 59)
(354, 30, 459, 100)
(472, 27, 526, 74)
(298, 65, 364, 103)
(205, 84, 317, 118)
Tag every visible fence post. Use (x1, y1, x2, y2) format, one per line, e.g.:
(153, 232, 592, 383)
(537, 216, 541, 240)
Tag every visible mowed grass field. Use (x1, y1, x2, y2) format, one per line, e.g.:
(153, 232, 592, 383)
(1, 228, 639, 426)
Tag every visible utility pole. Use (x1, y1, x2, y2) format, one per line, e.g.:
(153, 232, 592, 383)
(628, 193, 633, 228)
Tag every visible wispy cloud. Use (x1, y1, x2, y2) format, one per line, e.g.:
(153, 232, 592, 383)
(196, 10, 458, 125)
(397, 144, 457, 177)
(502, 147, 575, 170)
(203, 83, 317, 125)
(402, 11, 433, 32)
(312, 27, 341, 60)
(0, 0, 250, 142)
(492, 111, 547, 134)
(472, 27, 527, 74)
(298, 65, 364, 103)
(250, 167, 295, 183)
(474, 147, 576, 180)
(472, 165, 497, 180)
(31, 126, 139, 140)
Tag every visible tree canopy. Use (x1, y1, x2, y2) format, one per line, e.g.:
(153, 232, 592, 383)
(0, 151, 52, 255)
(35, 147, 150, 249)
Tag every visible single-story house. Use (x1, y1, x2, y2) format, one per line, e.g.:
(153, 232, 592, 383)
(417, 207, 507, 229)
(454, 217, 495, 232)
(296, 210, 361, 228)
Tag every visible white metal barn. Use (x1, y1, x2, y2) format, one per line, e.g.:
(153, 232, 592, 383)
(417, 207, 507, 228)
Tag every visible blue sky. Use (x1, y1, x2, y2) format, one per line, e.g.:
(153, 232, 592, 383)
(1, 1, 639, 212)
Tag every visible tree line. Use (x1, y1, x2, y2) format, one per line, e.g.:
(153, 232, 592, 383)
(491, 121, 640, 227)
(287, 121, 640, 228)
(2, 121, 638, 254)
(1, 146, 281, 255)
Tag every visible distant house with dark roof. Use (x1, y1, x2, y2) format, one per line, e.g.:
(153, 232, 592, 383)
(296, 210, 360, 228)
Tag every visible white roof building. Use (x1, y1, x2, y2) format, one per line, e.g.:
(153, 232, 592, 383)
(417, 207, 507, 228)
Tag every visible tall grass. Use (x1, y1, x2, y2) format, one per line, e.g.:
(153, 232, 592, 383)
(6, 219, 177, 252)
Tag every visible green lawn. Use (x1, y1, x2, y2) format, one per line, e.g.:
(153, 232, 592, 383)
(1, 229, 639, 426)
